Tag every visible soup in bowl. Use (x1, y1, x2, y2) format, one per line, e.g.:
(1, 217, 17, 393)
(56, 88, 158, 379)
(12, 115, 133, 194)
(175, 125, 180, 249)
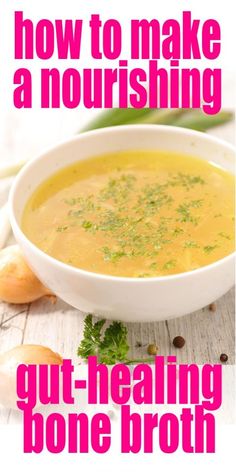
(9, 125, 235, 322)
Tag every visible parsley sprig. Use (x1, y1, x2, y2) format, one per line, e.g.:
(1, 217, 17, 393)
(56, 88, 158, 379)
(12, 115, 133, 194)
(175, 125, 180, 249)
(77, 314, 154, 365)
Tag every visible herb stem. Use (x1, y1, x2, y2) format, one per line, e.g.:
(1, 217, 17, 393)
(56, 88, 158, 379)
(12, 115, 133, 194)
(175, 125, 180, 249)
(80, 108, 234, 133)
(125, 357, 155, 365)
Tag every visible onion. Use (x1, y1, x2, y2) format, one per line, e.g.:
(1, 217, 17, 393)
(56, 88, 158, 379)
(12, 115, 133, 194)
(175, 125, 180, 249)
(0, 344, 62, 409)
(0, 245, 56, 304)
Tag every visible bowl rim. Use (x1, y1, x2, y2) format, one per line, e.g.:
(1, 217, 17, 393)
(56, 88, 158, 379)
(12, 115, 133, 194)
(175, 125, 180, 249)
(9, 124, 236, 284)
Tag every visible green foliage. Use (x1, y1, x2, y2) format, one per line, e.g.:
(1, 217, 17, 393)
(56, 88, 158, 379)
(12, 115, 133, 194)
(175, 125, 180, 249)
(77, 314, 153, 365)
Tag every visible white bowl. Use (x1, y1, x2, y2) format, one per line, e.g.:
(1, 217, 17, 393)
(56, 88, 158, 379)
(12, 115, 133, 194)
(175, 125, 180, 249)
(9, 125, 235, 322)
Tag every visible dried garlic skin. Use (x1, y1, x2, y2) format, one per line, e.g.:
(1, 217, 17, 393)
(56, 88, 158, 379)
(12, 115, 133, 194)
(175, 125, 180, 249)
(0, 344, 62, 409)
(0, 245, 54, 304)
(0, 344, 63, 366)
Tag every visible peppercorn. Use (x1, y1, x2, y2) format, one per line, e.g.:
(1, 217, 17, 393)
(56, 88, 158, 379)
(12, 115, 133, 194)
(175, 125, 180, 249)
(147, 343, 158, 355)
(220, 353, 228, 363)
(173, 336, 185, 348)
(209, 302, 216, 312)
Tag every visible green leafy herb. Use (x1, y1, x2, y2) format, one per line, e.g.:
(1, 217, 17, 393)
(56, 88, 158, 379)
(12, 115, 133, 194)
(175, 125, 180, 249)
(137, 183, 173, 216)
(64, 197, 81, 206)
(172, 227, 184, 236)
(77, 314, 154, 364)
(176, 200, 203, 225)
(168, 173, 205, 190)
(82, 220, 94, 230)
(98, 322, 129, 364)
(203, 245, 218, 254)
(183, 240, 199, 248)
(189, 199, 203, 208)
(100, 174, 136, 202)
(77, 315, 106, 358)
(99, 211, 126, 232)
(163, 259, 176, 270)
(149, 262, 158, 270)
(218, 232, 231, 240)
(102, 246, 126, 262)
(56, 225, 69, 232)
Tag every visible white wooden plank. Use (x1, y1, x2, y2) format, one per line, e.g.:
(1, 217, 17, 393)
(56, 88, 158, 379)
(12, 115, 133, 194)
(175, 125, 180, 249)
(22, 297, 85, 362)
(166, 288, 235, 364)
(0, 303, 29, 354)
(0, 303, 29, 423)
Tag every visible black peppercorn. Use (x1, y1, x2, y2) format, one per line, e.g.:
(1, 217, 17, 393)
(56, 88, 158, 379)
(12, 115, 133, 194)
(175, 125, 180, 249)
(173, 336, 185, 348)
(220, 353, 228, 363)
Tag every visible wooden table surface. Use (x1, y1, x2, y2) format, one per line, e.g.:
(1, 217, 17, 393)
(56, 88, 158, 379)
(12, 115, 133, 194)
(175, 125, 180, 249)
(0, 111, 235, 423)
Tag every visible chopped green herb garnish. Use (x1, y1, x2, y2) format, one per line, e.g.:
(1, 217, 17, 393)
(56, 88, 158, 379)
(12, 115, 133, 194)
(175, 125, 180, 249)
(163, 259, 176, 270)
(99, 211, 126, 232)
(168, 173, 205, 190)
(176, 200, 203, 225)
(218, 232, 231, 240)
(64, 197, 81, 206)
(136, 183, 173, 216)
(183, 240, 199, 248)
(100, 174, 136, 202)
(149, 262, 158, 270)
(189, 200, 204, 208)
(203, 245, 218, 254)
(56, 225, 68, 232)
(82, 220, 95, 231)
(172, 227, 184, 236)
(102, 247, 126, 262)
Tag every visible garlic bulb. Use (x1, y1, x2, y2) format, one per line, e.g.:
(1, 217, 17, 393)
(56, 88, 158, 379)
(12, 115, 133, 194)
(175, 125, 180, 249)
(0, 245, 55, 304)
(0, 344, 62, 409)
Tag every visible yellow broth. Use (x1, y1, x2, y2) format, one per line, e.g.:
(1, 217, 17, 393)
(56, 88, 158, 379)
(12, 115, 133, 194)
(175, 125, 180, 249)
(22, 150, 235, 277)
